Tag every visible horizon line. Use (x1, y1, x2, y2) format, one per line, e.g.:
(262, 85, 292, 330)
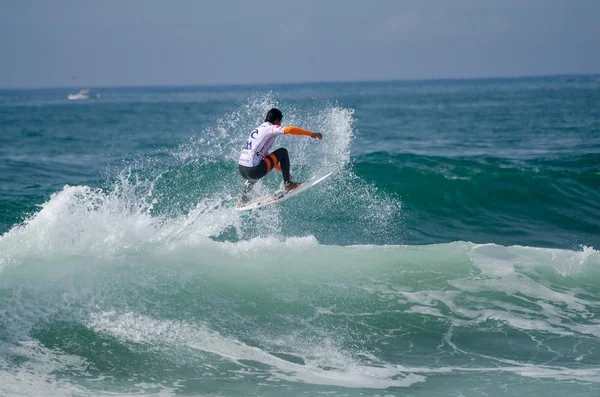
(1, 72, 599, 91)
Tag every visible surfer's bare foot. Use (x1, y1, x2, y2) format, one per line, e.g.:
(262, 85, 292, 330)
(285, 181, 302, 192)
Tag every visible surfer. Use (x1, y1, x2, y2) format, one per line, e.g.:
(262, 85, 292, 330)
(238, 108, 323, 203)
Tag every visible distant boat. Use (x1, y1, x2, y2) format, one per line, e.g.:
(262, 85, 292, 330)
(67, 89, 92, 101)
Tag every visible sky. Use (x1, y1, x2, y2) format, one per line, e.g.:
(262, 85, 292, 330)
(1, 0, 599, 88)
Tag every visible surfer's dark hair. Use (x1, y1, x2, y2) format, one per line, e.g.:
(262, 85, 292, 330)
(265, 108, 283, 123)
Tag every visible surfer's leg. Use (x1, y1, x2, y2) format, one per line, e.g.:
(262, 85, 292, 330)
(239, 164, 267, 203)
(271, 148, 300, 191)
(265, 148, 291, 184)
(241, 180, 256, 203)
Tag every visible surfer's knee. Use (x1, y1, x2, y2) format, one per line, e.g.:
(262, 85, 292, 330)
(274, 147, 288, 159)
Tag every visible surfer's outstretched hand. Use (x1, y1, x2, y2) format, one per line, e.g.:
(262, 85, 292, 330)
(311, 132, 323, 140)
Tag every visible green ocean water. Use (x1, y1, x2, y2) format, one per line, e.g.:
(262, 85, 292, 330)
(1, 76, 600, 396)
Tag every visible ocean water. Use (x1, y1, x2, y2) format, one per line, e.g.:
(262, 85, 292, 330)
(0, 76, 599, 396)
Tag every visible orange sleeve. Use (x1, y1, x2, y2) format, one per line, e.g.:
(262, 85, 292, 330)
(284, 126, 313, 137)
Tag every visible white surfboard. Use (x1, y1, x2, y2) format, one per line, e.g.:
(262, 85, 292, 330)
(235, 172, 332, 211)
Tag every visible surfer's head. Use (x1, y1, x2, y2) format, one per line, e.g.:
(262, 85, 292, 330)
(265, 108, 283, 125)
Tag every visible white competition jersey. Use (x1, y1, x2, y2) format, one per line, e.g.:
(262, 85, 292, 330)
(238, 122, 285, 167)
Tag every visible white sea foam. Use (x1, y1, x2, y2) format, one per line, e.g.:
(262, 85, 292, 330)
(0, 340, 177, 396)
(87, 311, 425, 389)
(86, 311, 600, 388)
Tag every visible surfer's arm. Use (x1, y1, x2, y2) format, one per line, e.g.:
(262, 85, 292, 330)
(284, 126, 323, 140)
